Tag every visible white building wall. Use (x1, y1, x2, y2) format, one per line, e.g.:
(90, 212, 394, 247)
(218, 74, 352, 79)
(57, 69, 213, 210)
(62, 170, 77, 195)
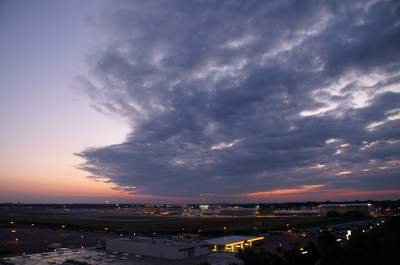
(106, 238, 209, 260)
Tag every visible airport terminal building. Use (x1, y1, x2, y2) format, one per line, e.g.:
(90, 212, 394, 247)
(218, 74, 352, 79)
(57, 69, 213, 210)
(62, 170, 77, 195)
(319, 203, 373, 216)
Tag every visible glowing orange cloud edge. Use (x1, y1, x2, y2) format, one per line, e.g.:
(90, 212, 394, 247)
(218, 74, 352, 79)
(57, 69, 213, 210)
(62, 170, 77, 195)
(244, 185, 400, 199)
(246, 184, 326, 197)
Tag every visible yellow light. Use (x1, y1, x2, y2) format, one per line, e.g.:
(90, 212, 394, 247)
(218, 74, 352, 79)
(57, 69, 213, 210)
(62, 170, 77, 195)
(225, 245, 234, 252)
(247, 236, 264, 242)
(225, 241, 245, 247)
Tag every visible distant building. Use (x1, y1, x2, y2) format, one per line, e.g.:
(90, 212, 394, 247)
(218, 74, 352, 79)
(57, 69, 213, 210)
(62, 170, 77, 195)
(106, 237, 209, 260)
(219, 207, 258, 216)
(207, 235, 264, 252)
(319, 203, 373, 216)
(160, 206, 184, 215)
(200, 204, 222, 215)
(183, 205, 222, 216)
(183, 206, 201, 216)
(183, 205, 258, 216)
(273, 209, 319, 216)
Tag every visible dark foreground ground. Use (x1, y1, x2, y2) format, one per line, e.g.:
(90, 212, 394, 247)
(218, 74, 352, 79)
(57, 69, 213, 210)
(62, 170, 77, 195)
(0, 226, 115, 256)
(237, 215, 400, 265)
(0, 207, 371, 257)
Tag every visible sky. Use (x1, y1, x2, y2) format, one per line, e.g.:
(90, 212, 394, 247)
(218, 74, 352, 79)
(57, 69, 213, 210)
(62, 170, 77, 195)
(0, 0, 400, 203)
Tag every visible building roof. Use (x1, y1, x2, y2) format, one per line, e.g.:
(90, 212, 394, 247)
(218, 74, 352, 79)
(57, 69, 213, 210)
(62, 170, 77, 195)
(1, 248, 210, 265)
(206, 236, 261, 246)
(220, 207, 256, 211)
(319, 203, 372, 207)
(109, 236, 204, 247)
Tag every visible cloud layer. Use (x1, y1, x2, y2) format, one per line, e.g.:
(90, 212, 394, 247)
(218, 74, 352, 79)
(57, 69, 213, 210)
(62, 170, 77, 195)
(78, 0, 400, 201)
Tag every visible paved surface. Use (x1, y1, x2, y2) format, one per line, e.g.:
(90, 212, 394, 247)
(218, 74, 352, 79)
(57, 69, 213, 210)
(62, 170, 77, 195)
(0, 226, 115, 256)
(1, 248, 242, 265)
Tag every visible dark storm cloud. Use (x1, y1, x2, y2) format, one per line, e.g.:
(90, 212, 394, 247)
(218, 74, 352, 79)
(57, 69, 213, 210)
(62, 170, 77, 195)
(78, 0, 400, 199)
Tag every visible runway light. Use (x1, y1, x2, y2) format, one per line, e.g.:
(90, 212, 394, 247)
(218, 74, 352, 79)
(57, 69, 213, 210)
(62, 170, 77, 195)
(346, 230, 351, 240)
(301, 251, 308, 255)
